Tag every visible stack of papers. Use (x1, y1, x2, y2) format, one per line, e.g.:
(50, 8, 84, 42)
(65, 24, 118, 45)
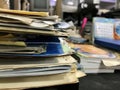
(0, 9, 68, 36)
(0, 9, 73, 57)
(0, 56, 85, 89)
(69, 44, 118, 73)
(0, 9, 85, 89)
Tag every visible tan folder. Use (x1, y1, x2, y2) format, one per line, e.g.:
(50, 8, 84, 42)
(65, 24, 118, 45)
(0, 9, 49, 17)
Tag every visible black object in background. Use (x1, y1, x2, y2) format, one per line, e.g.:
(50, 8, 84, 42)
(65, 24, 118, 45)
(77, 3, 98, 26)
(101, 9, 120, 18)
(10, 0, 14, 9)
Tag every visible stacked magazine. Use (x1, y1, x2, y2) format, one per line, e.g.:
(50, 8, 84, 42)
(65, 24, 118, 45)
(69, 44, 117, 73)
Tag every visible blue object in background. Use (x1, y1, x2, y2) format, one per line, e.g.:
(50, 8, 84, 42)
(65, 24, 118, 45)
(116, 23, 120, 36)
(68, 37, 87, 43)
(94, 38, 120, 51)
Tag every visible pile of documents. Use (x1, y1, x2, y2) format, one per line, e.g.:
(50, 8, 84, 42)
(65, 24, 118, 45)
(68, 43, 120, 74)
(0, 9, 72, 56)
(0, 56, 85, 89)
(0, 9, 85, 90)
(0, 9, 68, 36)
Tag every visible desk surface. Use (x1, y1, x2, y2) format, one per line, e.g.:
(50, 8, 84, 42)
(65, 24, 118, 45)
(79, 71, 120, 90)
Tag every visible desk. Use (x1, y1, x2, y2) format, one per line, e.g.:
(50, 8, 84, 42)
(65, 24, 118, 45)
(79, 71, 120, 90)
